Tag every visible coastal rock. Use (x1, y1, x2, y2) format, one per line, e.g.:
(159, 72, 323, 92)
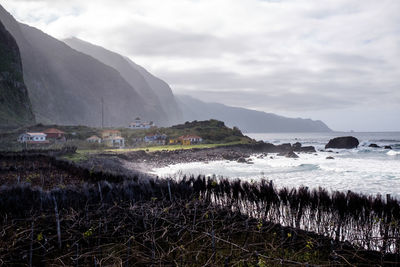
(277, 143, 292, 151)
(325, 136, 359, 149)
(294, 146, 316, 153)
(368, 144, 380, 148)
(237, 157, 247, 163)
(278, 151, 299, 158)
(326, 156, 335, 160)
(293, 142, 302, 149)
(384, 146, 392, 149)
(286, 151, 299, 158)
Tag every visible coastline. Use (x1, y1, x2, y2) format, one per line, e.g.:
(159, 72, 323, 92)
(106, 141, 316, 174)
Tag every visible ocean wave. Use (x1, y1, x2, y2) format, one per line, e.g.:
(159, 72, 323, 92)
(371, 139, 400, 143)
(295, 164, 320, 171)
(387, 150, 400, 156)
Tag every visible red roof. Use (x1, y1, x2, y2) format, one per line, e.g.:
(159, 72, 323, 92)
(87, 135, 101, 140)
(43, 128, 65, 134)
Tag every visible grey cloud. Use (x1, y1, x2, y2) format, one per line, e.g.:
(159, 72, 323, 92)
(158, 62, 399, 112)
(106, 23, 246, 58)
(320, 53, 387, 68)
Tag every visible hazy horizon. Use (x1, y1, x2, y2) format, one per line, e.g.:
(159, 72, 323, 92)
(2, 0, 399, 132)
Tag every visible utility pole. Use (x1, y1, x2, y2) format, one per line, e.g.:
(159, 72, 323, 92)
(101, 97, 104, 128)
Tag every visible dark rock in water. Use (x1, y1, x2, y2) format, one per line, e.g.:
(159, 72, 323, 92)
(294, 146, 316, 153)
(326, 156, 335, 160)
(237, 157, 247, 163)
(384, 146, 392, 149)
(278, 151, 299, 158)
(325, 136, 359, 149)
(222, 153, 236, 160)
(368, 144, 380, 148)
(277, 143, 292, 151)
(286, 151, 299, 158)
(293, 142, 302, 149)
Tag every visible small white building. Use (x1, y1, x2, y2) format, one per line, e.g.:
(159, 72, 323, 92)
(18, 132, 49, 144)
(179, 135, 203, 143)
(128, 117, 155, 129)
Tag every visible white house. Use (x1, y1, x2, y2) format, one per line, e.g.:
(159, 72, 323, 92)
(18, 132, 49, 144)
(128, 117, 155, 129)
(101, 130, 125, 148)
(179, 135, 203, 143)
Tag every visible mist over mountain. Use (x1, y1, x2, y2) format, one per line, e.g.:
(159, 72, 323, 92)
(0, 19, 34, 127)
(64, 37, 182, 125)
(0, 5, 168, 127)
(124, 58, 183, 125)
(177, 95, 331, 133)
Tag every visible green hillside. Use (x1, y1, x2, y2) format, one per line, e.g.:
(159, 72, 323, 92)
(0, 20, 34, 127)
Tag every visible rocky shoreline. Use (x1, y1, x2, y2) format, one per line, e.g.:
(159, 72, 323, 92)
(114, 141, 316, 173)
(76, 136, 384, 176)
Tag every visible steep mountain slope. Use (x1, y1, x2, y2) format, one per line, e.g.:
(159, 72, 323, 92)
(64, 37, 181, 126)
(0, 19, 34, 127)
(0, 5, 161, 127)
(177, 95, 332, 132)
(124, 58, 183, 125)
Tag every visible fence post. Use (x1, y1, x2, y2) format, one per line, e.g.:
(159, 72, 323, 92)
(168, 179, 172, 202)
(52, 196, 62, 249)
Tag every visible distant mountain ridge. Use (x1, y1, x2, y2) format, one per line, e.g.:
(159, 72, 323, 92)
(176, 95, 332, 132)
(64, 37, 182, 125)
(0, 19, 34, 127)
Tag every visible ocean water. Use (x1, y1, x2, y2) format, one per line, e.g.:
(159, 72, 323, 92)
(151, 132, 400, 197)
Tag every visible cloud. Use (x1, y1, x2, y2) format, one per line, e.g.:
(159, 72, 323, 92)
(2, 0, 400, 130)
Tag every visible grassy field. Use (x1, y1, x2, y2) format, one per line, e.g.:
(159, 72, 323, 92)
(60, 139, 252, 163)
(105, 139, 251, 153)
(61, 139, 250, 162)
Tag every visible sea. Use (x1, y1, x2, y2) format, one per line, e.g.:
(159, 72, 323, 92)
(151, 132, 400, 198)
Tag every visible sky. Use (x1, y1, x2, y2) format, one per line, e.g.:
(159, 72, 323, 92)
(2, 0, 400, 131)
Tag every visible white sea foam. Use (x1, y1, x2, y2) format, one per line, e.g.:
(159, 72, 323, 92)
(151, 132, 400, 198)
(387, 150, 400, 156)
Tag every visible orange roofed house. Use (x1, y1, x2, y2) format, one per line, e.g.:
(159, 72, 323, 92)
(101, 130, 125, 148)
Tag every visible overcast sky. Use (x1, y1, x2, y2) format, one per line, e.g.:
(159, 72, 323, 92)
(2, 0, 400, 131)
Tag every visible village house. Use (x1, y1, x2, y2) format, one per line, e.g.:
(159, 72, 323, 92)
(86, 135, 102, 143)
(144, 133, 167, 145)
(178, 135, 203, 145)
(18, 132, 49, 144)
(169, 139, 180, 145)
(43, 128, 66, 143)
(101, 130, 125, 148)
(128, 117, 155, 129)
